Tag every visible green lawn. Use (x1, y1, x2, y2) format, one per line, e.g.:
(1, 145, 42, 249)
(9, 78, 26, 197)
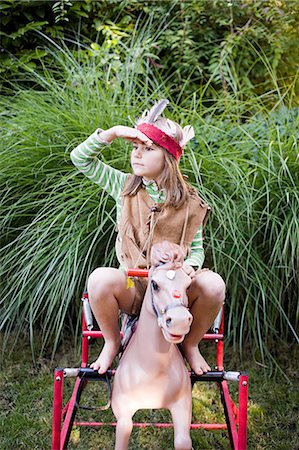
(0, 335, 298, 449)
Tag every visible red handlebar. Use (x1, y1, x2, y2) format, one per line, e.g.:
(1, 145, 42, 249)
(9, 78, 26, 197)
(127, 269, 149, 277)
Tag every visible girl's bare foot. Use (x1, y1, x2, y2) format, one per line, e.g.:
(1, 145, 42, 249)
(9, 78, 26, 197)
(181, 344, 211, 375)
(90, 341, 120, 374)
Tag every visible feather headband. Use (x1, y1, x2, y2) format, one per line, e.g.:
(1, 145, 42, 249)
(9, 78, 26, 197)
(135, 99, 195, 160)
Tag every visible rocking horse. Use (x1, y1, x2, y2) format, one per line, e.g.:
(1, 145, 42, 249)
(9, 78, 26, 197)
(52, 241, 249, 450)
(112, 241, 194, 450)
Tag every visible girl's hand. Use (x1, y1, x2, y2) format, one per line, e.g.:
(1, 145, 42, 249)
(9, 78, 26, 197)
(182, 263, 196, 279)
(99, 125, 153, 146)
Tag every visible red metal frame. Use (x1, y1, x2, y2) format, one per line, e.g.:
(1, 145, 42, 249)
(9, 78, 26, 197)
(52, 269, 248, 450)
(52, 369, 64, 450)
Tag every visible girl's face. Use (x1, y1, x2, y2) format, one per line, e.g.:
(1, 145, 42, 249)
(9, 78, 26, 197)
(131, 142, 165, 181)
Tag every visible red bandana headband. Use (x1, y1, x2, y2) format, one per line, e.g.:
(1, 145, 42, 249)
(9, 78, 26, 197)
(136, 123, 182, 160)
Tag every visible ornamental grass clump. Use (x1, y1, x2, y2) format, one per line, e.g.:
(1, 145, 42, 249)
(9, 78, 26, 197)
(0, 34, 298, 363)
(184, 108, 299, 360)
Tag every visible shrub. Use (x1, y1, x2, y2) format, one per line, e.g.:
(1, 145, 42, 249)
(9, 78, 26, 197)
(1, 0, 299, 102)
(0, 35, 298, 361)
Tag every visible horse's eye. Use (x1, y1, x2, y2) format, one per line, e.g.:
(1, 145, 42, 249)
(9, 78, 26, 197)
(152, 280, 159, 291)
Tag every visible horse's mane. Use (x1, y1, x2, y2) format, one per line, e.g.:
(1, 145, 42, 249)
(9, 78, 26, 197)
(150, 241, 184, 270)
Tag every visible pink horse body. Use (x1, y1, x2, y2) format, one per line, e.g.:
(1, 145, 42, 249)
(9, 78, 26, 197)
(111, 242, 194, 450)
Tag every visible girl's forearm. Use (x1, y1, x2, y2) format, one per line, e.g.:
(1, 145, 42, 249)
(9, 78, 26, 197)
(185, 225, 205, 269)
(184, 250, 205, 270)
(70, 129, 108, 167)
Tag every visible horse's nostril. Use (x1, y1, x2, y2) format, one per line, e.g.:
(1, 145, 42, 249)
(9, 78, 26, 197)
(166, 317, 172, 326)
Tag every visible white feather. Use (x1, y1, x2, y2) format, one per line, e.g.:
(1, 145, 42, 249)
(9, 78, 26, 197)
(144, 98, 169, 124)
(135, 109, 149, 127)
(166, 119, 177, 135)
(179, 125, 195, 147)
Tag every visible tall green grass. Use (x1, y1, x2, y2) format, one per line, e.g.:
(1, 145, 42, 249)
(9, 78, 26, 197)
(0, 30, 298, 362)
(184, 109, 299, 361)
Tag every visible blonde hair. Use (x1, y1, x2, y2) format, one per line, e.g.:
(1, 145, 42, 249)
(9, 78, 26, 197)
(122, 116, 197, 209)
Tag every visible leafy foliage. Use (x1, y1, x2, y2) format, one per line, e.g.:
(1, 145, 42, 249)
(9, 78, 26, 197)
(1, 0, 299, 102)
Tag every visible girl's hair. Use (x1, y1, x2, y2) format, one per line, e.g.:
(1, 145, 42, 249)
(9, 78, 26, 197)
(122, 116, 197, 209)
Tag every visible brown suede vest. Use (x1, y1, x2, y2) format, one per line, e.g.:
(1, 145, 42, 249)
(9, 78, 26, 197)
(116, 175, 211, 269)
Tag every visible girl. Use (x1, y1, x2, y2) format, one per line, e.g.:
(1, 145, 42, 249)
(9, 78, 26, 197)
(70, 99, 226, 376)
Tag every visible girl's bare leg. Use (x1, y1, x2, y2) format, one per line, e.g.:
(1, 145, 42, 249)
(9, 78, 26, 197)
(182, 270, 226, 375)
(87, 268, 136, 374)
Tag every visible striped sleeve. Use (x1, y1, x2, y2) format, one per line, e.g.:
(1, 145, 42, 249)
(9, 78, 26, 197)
(184, 224, 205, 269)
(70, 128, 128, 200)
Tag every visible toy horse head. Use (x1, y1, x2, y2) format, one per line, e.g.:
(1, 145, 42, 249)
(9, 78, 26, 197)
(148, 241, 193, 344)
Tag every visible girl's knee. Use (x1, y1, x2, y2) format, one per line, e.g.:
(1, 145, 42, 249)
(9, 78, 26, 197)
(196, 272, 226, 303)
(88, 267, 123, 295)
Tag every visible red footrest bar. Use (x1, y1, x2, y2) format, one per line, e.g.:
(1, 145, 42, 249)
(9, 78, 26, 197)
(62, 367, 241, 383)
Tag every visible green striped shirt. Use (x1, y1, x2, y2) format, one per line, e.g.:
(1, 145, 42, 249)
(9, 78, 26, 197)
(70, 129, 204, 269)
